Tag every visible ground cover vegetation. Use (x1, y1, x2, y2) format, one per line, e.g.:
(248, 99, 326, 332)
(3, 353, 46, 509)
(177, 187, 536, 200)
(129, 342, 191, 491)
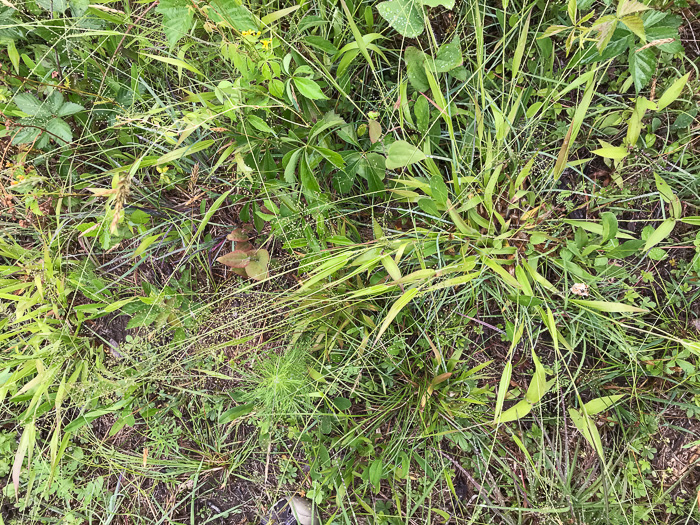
(1, 0, 699, 523)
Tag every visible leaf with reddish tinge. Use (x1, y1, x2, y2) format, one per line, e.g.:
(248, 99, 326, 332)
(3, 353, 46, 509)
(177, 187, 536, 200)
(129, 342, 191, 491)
(217, 251, 251, 268)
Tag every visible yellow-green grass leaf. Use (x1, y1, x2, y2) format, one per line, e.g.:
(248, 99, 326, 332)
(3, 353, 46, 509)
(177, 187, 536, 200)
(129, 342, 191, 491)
(374, 287, 419, 345)
(657, 73, 690, 110)
(643, 219, 675, 251)
(570, 299, 648, 313)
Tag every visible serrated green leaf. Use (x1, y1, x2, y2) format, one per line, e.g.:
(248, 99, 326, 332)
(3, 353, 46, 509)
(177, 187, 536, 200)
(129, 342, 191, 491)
(155, 0, 193, 49)
(629, 47, 657, 93)
(621, 14, 645, 41)
(617, 0, 650, 17)
(46, 117, 72, 144)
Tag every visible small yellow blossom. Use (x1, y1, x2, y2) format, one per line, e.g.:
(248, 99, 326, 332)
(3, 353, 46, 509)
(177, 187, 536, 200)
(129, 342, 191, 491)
(261, 39, 272, 50)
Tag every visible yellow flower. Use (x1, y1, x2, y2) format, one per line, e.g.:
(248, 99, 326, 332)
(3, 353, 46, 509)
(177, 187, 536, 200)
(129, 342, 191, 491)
(156, 165, 170, 174)
(261, 39, 272, 50)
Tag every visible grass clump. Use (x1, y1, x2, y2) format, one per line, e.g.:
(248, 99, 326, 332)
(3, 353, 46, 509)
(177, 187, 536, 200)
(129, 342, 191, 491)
(245, 344, 314, 420)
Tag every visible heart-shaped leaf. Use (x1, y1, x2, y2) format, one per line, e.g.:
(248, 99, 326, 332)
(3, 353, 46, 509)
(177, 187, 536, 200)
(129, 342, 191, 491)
(245, 249, 270, 280)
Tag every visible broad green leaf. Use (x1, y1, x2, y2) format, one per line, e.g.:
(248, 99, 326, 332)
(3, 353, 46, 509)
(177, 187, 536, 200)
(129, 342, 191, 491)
(629, 47, 657, 93)
(284, 148, 302, 183)
(381, 254, 402, 281)
(404, 47, 429, 91)
(570, 299, 648, 313)
(643, 219, 675, 251)
(368, 120, 382, 143)
(498, 400, 533, 423)
(601, 212, 618, 242)
(14, 93, 45, 117)
(563, 219, 635, 239)
(369, 459, 383, 493)
(293, 77, 328, 100)
(607, 239, 644, 258)
(432, 36, 463, 73)
(376, 0, 424, 38)
(219, 403, 254, 424)
(591, 146, 628, 160)
(592, 15, 618, 52)
(209, 0, 257, 31)
(524, 351, 550, 404)
(429, 174, 449, 206)
(247, 114, 274, 134)
(584, 395, 624, 415)
(385, 140, 426, 170)
(299, 154, 321, 193)
(374, 287, 419, 344)
(654, 172, 674, 202)
(7, 40, 19, 74)
(657, 73, 690, 110)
